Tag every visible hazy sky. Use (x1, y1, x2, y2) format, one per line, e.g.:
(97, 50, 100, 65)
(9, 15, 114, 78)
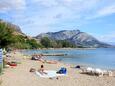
(0, 0, 115, 42)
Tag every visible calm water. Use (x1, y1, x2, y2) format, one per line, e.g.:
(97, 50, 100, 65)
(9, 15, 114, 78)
(21, 48, 115, 69)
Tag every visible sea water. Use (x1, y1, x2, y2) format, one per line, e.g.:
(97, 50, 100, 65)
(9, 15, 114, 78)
(21, 48, 115, 69)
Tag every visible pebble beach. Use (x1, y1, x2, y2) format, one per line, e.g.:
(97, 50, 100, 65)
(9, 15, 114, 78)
(1, 52, 115, 86)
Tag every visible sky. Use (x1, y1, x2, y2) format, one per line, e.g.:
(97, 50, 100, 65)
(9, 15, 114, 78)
(0, 0, 115, 43)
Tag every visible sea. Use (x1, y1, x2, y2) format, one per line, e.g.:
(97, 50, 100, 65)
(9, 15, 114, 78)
(21, 48, 115, 70)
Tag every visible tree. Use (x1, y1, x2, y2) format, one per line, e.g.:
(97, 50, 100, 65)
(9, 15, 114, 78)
(0, 23, 15, 48)
(56, 40, 76, 48)
(50, 40, 58, 48)
(26, 39, 43, 49)
(0, 21, 44, 49)
(40, 37, 52, 48)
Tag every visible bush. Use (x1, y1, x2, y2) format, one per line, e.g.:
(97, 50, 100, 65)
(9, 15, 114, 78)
(0, 23, 15, 48)
(0, 22, 43, 49)
(40, 37, 76, 48)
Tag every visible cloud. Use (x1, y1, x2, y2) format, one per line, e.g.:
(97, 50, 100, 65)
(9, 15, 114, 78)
(32, 0, 100, 11)
(29, 0, 100, 24)
(95, 32, 115, 42)
(0, 0, 115, 36)
(97, 5, 115, 17)
(0, 0, 26, 12)
(86, 1, 115, 19)
(32, 0, 58, 7)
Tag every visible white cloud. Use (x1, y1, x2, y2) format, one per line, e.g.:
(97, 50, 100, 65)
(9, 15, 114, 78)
(30, 0, 100, 24)
(32, 0, 100, 11)
(62, 0, 100, 10)
(96, 32, 115, 42)
(0, 0, 26, 12)
(32, 0, 58, 7)
(86, 1, 115, 19)
(97, 5, 115, 16)
(1, 0, 115, 36)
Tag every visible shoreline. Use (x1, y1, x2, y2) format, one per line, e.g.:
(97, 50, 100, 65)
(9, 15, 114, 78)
(8, 51, 115, 71)
(1, 51, 115, 86)
(18, 48, 97, 51)
(20, 50, 115, 70)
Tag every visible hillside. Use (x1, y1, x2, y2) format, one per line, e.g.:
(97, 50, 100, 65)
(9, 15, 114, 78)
(0, 19, 42, 49)
(0, 19, 25, 36)
(35, 30, 111, 48)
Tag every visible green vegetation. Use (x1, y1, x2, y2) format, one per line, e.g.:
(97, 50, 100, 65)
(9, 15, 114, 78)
(40, 37, 52, 48)
(40, 37, 76, 48)
(0, 22, 76, 49)
(0, 23, 15, 48)
(0, 64, 2, 74)
(11, 35, 43, 49)
(0, 22, 43, 49)
(56, 40, 76, 48)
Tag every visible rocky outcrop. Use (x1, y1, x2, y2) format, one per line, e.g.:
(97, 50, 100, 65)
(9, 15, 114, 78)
(35, 30, 111, 48)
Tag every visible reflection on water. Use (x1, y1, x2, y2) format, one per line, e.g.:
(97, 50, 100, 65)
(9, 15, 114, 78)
(22, 48, 115, 69)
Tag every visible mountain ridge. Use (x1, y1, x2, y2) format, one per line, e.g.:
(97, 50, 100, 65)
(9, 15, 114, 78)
(0, 19, 112, 48)
(35, 30, 112, 48)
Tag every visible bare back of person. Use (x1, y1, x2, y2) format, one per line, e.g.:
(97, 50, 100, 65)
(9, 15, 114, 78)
(38, 65, 47, 75)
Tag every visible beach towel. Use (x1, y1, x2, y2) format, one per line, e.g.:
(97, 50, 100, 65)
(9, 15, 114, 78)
(35, 70, 66, 78)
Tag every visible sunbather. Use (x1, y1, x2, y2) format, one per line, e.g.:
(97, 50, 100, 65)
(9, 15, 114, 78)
(45, 60, 57, 64)
(29, 68, 36, 72)
(38, 65, 47, 75)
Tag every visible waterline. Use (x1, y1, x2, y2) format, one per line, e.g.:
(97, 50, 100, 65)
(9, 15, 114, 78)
(21, 48, 115, 70)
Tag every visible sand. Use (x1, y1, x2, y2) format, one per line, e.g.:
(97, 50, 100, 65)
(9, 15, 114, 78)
(1, 52, 115, 86)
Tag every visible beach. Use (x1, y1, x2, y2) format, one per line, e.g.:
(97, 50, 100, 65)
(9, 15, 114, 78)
(1, 52, 115, 86)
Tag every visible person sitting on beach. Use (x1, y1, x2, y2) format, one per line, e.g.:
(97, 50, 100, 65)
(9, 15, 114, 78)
(38, 65, 47, 75)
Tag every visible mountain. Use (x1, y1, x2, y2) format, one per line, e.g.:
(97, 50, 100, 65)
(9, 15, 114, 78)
(0, 19, 112, 48)
(35, 30, 112, 48)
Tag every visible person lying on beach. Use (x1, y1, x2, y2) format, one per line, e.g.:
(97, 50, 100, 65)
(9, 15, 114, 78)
(38, 65, 47, 75)
(31, 54, 44, 61)
(29, 68, 36, 72)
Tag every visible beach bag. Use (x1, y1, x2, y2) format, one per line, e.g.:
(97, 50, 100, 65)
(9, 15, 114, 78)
(75, 65, 80, 69)
(57, 67, 67, 74)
